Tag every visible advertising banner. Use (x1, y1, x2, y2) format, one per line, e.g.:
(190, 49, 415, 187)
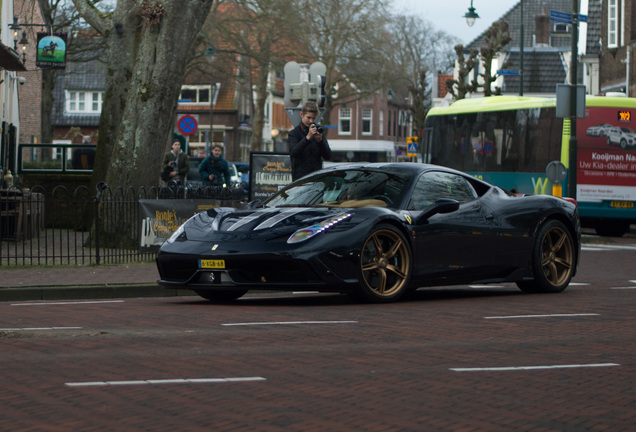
(249, 152, 292, 201)
(36, 32, 67, 69)
(139, 199, 247, 252)
(577, 106, 636, 202)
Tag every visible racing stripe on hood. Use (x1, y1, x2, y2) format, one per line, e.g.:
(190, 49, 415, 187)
(254, 208, 307, 230)
(226, 208, 279, 231)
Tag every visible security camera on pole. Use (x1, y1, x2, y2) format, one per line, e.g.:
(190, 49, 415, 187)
(283, 61, 327, 126)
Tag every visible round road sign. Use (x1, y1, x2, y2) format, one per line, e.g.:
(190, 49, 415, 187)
(177, 114, 198, 136)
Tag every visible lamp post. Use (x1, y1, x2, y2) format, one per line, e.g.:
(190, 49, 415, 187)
(10, 16, 52, 63)
(204, 44, 216, 156)
(464, 0, 480, 27)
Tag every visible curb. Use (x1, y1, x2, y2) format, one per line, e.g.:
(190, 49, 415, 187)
(0, 283, 195, 302)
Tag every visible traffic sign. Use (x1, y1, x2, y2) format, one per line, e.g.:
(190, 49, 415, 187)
(177, 114, 198, 136)
(550, 10, 587, 24)
(497, 69, 519, 76)
(407, 142, 417, 157)
(550, 10, 571, 23)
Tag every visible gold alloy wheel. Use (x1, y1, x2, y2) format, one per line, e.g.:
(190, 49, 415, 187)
(360, 227, 411, 298)
(540, 224, 574, 287)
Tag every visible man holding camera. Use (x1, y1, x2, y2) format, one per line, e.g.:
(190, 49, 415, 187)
(288, 100, 332, 181)
(161, 140, 189, 184)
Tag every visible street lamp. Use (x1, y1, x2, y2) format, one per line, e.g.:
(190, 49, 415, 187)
(464, 0, 480, 27)
(204, 44, 216, 156)
(10, 16, 49, 64)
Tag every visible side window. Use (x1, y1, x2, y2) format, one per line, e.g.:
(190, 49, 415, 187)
(409, 171, 477, 210)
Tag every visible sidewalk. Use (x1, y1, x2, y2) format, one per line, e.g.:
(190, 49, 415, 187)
(0, 262, 193, 301)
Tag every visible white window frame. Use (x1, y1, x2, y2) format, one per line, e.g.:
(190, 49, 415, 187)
(361, 108, 373, 135)
(379, 110, 384, 137)
(66, 91, 103, 114)
(608, 0, 618, 48)
(179, 85, 212, 104)
(339, 107, 352, 135)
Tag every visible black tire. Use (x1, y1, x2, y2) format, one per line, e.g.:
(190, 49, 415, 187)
(607, 137, 612, 146)
(194, 289, 247, 302)
(353, 224, 412, 303)
(516, 220, 575, 293)
(595, 222, 630, 237)
(620, 139, 628, 149)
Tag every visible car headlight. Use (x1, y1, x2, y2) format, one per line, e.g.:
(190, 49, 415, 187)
(287, 213, 352, 244)
(166, 215, 197, 244)
(166, 223, 186, 244)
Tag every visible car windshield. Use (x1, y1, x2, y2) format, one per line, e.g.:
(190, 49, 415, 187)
(265, 168, 414, 208)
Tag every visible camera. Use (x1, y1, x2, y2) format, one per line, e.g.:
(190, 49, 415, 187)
(312, 123, 324, 134)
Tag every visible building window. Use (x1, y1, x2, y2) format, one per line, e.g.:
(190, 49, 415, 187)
(608, 0, 619, 48)
(362, 108, 372, 135)
(179, 85, 211, 104)
(379, 110, 384, 137)
(339, 107, 351, 135)
(66, 91, 103, 114)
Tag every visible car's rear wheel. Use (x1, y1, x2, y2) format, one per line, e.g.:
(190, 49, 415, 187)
(353, 224, 412, 303)
(516, 220, 574, 293)
(194, 289, 247, 302)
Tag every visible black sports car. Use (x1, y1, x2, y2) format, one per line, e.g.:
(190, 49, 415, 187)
(156, 163, 581, 303)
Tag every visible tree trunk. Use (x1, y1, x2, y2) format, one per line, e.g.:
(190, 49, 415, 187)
(72, 0, 215, 247)
(40, 69, 56, 144)
(251, 61, 270, 152)
(72, 0, 215, 192)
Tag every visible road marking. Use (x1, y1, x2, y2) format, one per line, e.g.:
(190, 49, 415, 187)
(65, 377, 266, 387)
(11, 300, 125, 306)
(610, 286, 636, 290)
(221, 320, 358, 326)
(468, 285, 506, 289)
(0, 327, 82, 331)
(569, 282, 590, 286)
(484, 313, 599, 319)
(582, 244, 636, 251)
(450, 363, 619, 372)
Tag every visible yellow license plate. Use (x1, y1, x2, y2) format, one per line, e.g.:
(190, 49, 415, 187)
(199, 259, 225, 269)
(610, 201, 634, 209)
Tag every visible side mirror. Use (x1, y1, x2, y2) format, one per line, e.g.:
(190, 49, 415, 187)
(247, 199, 263, 209)
(417, 198, 460, 222)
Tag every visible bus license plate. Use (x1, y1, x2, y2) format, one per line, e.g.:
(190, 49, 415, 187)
(610, 201, 634, 209)
(199, 259, 225, 269)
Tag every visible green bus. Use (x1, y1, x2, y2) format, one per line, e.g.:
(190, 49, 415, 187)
(424, 95, 636, 236)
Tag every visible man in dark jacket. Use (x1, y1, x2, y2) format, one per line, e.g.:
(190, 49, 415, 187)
(199, 143, 232, 186)
(161, 140, 189, 183)
(288, 101, 331, 181)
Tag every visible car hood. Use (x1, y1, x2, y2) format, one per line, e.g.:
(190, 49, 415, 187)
(183, 206, 358, 241)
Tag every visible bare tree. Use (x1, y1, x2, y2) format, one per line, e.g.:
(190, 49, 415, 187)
(35, 0, 107, 143)
(290, 0, 393, 127)
(203, 0, 298, 152)
(446, 44, 479, 100)
(479, 20, 512, 96)
(70, 0, 216, 193)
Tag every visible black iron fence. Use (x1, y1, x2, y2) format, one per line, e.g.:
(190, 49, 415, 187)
(0, 182, 247, 266)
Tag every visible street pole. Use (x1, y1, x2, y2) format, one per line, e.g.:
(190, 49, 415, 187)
(568, 0, 579, 200)
(519, 0, 524, 96)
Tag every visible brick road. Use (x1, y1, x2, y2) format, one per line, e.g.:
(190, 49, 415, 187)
(1, 243, 635, 431)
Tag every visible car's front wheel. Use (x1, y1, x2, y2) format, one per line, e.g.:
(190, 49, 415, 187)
(194, 289, 247, 302)
(517, 220, 575, 293)
(354, 224, 412, 303)
(621, 138, 628, 149)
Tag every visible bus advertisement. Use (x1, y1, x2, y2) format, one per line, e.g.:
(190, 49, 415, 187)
(424, 95, 636, 237)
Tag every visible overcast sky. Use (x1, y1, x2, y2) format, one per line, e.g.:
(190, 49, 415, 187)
(390, 0, 519, 44)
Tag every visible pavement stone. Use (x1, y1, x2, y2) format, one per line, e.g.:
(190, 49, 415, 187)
(0, 262, 194, 301)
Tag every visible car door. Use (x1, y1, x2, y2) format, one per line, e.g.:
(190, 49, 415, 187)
(408, 171, 499, 282)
